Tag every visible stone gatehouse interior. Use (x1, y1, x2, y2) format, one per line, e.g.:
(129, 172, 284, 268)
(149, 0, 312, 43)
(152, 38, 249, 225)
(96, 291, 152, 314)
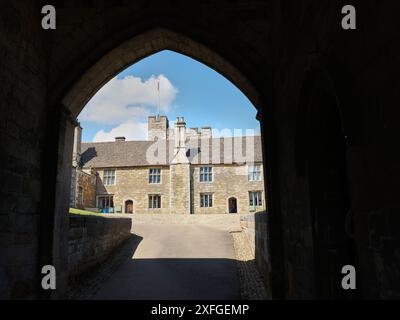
(1, 0, 400, 300)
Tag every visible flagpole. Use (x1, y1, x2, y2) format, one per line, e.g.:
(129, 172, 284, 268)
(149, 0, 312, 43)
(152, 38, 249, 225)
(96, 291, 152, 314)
(157, 78, 161, 120)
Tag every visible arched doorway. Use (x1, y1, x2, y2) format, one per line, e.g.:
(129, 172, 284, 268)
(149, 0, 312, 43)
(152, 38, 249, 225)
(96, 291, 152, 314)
(125, 200, 134, 214)
(228, 197, 238, 214)
(296, 71, 356, 299)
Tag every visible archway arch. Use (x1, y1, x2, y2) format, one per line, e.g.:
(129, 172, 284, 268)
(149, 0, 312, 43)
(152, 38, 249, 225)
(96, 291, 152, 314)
(62, 28, 263, 118)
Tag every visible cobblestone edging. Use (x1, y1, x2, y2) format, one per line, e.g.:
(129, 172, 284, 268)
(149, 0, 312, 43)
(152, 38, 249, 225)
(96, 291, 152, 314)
(231, 231, 270, 300)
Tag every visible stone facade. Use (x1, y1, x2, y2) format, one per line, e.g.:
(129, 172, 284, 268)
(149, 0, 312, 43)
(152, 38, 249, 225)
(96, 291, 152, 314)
(73, 116, 266, 215)
(97, 166, 171, 214)
(192, 164, 265, 215)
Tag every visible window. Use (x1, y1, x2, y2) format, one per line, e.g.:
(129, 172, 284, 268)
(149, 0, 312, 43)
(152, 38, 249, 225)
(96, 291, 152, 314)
(149, 195, 161, 209)
(200, 193, 213, 208)
(98, 195, 114, 209)
(248, 164, 262, 181)
(77, 187, 83, 206)
(200, 166, 213, 182)
(149, 168, 161, 184)
(104, 170, 116, 186)
(249, 191, 263, 207)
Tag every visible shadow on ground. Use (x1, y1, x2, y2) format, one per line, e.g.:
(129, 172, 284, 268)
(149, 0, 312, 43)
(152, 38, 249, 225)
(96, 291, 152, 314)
(67, 233, 143, 300)
(68, 229, 268, 300)
(92, 257, 241, 300)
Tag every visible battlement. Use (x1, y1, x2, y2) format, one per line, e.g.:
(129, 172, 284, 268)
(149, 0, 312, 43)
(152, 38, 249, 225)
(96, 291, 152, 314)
(148, 115, 169, 140)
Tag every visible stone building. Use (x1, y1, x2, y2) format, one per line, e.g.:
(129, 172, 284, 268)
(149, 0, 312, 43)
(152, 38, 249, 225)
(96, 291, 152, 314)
(70, 125, 97, 210)
(71, 116, 265, 214)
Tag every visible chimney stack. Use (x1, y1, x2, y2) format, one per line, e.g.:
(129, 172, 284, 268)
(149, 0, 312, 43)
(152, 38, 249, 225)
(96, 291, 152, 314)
(172, 117, 189, 164)
(72, 124, 82, 167)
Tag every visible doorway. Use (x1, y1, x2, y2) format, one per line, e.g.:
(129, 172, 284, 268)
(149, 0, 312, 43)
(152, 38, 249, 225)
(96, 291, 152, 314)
(228, 197, 238, 214)
(125, 200, 134, 214)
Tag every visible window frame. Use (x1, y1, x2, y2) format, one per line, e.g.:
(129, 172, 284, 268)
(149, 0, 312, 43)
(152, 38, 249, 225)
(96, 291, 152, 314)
(148, 194, 162, 209)
(249, 191, 263, 207)
(149, 168, 162, 184)
(97, 195, 114, 209)
(103, 169, 116, 186)
(200, 193, 213, 208)
(248, 164, 262, 181)
(199, 166, 213, 183)
(77, 186, 84, 206)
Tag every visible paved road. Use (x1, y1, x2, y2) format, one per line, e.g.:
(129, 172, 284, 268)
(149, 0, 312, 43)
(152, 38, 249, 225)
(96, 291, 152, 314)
(92, 223, 241, 300)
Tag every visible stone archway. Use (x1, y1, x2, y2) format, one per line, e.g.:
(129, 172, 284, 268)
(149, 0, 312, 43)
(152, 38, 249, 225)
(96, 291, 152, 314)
(50, 27, 273, 299)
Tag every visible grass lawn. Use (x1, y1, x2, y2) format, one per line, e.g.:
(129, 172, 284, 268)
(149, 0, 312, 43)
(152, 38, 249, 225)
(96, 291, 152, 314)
(69, 208, 104, 217)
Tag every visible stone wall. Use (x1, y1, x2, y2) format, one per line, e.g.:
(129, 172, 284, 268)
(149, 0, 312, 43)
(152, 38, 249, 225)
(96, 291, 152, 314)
(0, 1, 49, 300)
(170, 164, 191, 214)
(76, 170, 96, 209)
(68, 215, 132, 280)
(240, 212, 270, 290)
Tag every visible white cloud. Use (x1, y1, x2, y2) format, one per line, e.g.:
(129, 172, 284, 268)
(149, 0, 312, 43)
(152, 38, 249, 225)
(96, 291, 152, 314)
(93, 121, 148, 142)
(79, 74, 178, 125)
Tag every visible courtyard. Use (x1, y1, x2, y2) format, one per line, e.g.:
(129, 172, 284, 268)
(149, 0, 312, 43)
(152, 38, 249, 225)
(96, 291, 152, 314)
(68, 214, 268, 300)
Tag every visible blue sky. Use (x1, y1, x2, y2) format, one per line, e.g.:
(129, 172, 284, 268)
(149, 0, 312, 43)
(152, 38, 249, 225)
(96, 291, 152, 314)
(78, 50, 260, 142)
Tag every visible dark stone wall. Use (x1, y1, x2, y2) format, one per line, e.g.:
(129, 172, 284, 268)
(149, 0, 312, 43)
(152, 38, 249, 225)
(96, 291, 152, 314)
(0, 0, 49, 299)
(267, 0, 400, 299)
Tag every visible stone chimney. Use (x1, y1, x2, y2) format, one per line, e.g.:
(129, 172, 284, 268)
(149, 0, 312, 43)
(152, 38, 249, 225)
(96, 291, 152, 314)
(172, 117, 189, 164)
(72, 124, 82, 168)
(170, 117, 191, 214)
(115, 137, 126, 142)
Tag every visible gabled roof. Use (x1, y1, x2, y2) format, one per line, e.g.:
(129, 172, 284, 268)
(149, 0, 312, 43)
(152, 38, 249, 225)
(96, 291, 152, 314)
(80, 136, 263, 168)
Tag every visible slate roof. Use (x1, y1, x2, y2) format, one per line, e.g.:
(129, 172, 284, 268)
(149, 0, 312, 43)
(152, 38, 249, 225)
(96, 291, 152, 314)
(80, 136, 263, 168)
